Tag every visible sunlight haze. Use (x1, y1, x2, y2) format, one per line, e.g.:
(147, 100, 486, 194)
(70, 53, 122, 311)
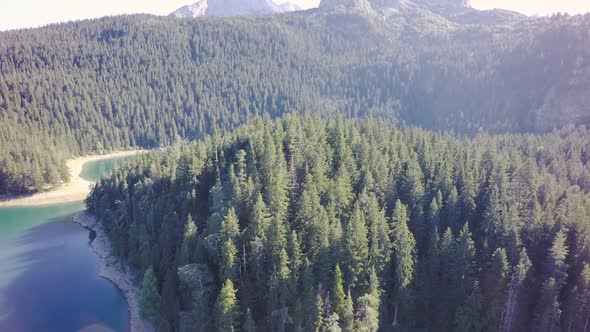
(0, 0, 589, 30)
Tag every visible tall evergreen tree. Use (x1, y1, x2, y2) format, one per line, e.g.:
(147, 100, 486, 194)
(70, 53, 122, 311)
(344, 203, 369, 291)
(139, 267, 161, 324)
(356, 268, 381, 332)
(390, 200, 416, 328)
(332, 264, 347, 323)
(214, 279, 239, 332)
(454, 284, 483, 332)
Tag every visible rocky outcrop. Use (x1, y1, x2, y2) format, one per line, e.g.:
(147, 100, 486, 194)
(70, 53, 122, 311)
(319, 0, 374, 13)
(170, 0, 302, 18)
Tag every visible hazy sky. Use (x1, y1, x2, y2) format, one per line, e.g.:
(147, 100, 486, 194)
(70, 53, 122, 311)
(0, 0, 589, 31)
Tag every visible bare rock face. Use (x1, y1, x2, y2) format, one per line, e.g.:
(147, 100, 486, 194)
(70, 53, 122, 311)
(421, 0, 471, 8)
(277, 2, 304, 12)
(170, 0, 208, 18)
(170, 0, 302, 18)
(368, 0, 469, 11)
(319, 0, 374, 13)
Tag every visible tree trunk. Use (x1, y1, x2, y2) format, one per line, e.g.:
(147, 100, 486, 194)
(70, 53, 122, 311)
(391, 304, 398, 327)
(584, 309, 589, 332)
(500, 278, 518, 332)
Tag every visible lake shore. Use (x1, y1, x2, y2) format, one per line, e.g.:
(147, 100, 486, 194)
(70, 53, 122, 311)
(74, 211, 155, 332)
(0, 150, 145, 208)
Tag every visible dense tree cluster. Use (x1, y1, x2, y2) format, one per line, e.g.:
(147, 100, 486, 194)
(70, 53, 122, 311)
(1, 7, 590, 194)
(87, 116, 590, 331)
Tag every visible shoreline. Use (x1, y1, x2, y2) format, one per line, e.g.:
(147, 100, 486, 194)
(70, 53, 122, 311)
(74, 211, 155, 332)
(0, 150, 145, 208)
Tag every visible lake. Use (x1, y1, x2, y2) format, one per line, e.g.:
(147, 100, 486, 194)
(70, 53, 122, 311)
(0, 157, 135, 332)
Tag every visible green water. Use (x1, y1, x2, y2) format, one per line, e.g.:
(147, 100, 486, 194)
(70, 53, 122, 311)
(80, 155, 135, 183)
(0, 156, 137, 332)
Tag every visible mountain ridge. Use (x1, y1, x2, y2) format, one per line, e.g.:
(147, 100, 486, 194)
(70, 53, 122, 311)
(170, 0, 303, 18)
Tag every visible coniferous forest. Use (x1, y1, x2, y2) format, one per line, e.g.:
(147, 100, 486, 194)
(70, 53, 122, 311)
(87, 116, 590, 332)
(2, 1, 590, 331)
(1, 4, 590, 194)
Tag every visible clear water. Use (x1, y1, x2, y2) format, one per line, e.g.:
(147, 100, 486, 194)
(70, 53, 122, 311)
(80, 156, 135, 183)
(0, 157, 135, 332)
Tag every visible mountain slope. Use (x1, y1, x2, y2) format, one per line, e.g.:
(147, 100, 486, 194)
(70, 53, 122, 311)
(1, 4, 590, 195)
(170, 0, 302, 18)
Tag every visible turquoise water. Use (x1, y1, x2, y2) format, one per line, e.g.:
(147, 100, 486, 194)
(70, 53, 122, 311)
(0, 157, 135, 332)
(80, 156, 135, 183)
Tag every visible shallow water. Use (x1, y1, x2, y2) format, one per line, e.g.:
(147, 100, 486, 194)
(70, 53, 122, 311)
(0, 157, 134, 332)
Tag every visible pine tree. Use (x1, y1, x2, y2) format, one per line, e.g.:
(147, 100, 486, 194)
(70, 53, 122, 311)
(454, 284, 483, 332)
(344, 203, 369, 290)
(302, 259, 320, 332)
(421, 220, 440, 327)
(499, 248, 532, 332)
(288, 230, 303, 292)
(214, 279, 239, 332)
(296, 178, 329, 262)
(266, 215, 291, 312)
(533, 230, 569, 332)
(315, 292, 326, 332)
(247, 194, 270, 284)
(322, 313, 342, 332)
(332, 264, 347, 322)
(343, 289, 355, 331)
(486, 248, 510, 330)
(139, 267, 161, 324)
(362, 192, 391, 276)
(356, 268, 380, 332)
(396, 158, 424, 230)
(456, 223, 476, 301)
(179, 214, 197, 265)
(220, 238, 238, 284)
(220, 208, 240, 283)
(390, 200, 416, 328)
(546, 230, 569, 286)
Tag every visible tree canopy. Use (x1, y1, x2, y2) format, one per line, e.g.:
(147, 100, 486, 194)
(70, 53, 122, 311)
(87, 116, 590, 331)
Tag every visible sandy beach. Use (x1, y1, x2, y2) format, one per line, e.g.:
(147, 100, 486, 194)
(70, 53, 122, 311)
(75, 211, 155, 332)
(0, 151, 145, 208)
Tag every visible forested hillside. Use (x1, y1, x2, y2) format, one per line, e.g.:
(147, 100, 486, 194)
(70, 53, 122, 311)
(87, 116, 590, 332)
(1, 3, 590, 195)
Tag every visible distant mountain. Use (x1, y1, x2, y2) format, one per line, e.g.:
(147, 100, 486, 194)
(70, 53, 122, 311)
(170, 0, 302, 18)
(171, 1, 208, 17)
(276, 2, 303, 12)
(319, 0, 524, 25)
(319, 0, 373, 13)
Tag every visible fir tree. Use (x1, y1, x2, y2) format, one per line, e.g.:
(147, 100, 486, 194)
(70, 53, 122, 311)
(390, 200, 416, 328)
(139, 267, 161, 324)
(344, 203, 369, 291)
(214, 279, 239, 332)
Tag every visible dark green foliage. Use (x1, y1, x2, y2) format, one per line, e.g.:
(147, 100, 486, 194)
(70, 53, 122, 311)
(2, 6, 590, 195)
(87, 116, 590, 331)
(139, 267, 161, 324)
(454, 285, 483, 332)
(215, 279, 239, 332)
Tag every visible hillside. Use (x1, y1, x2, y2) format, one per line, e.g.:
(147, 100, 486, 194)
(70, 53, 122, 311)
(1, 3, 589, 195)
(87, 116, 590, 331)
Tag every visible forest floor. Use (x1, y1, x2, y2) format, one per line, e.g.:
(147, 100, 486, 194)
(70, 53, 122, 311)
(75, 211, 155, 332)
(0, 150, 145, 207)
